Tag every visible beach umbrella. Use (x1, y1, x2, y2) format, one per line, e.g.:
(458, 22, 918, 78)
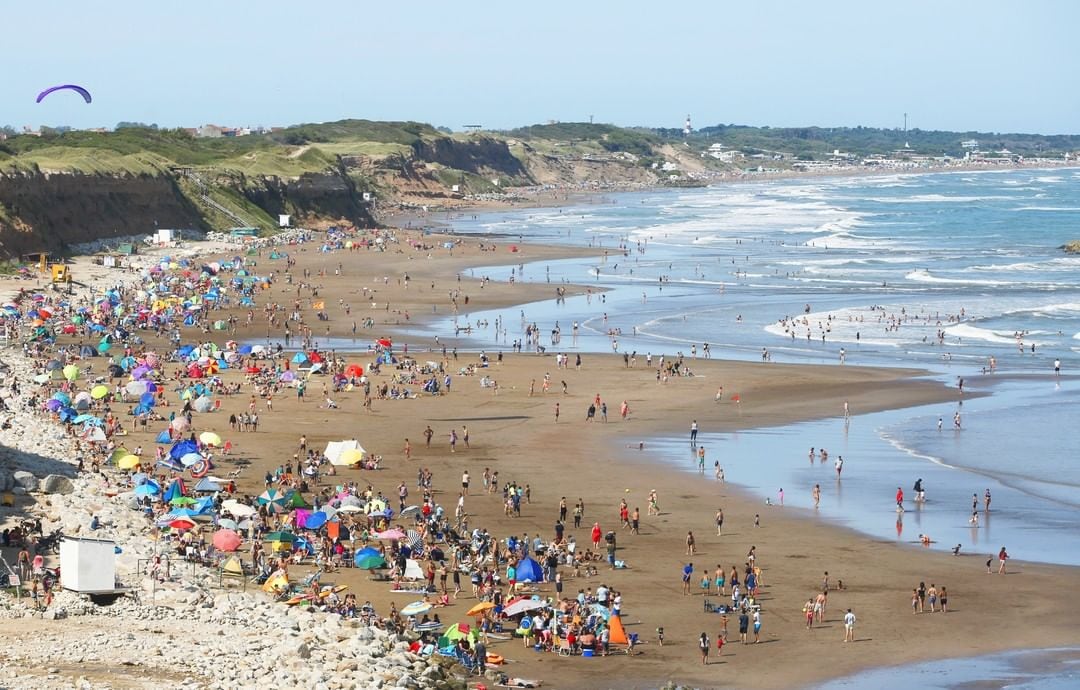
(216, 518, 238, 530)
(502, 598, 546, 617)
(116, 454, 141, 470)
(199, 431, 221, 447)
(221, 499, 255, 517)
(354, 553, 387, 570)
(212, 529, 242, 552)
(189, 459, 210, 478)
(193, 396, 213, 413)
(180, 452, 203, 467)
(466, 601, 496, 616)
(62, 364, 80, 381)
(400, 505, 420, 518)
(45, 359, 63, 371)
(133, 483, 160, 498)
(401, 601, 432, 617)
(90, 385, 110, 400)
(125, 380, 149, 396)
(258, 489, 287, 514)
(338, 448, 364, 466)
(375, 528, 406, 541)
(171, 417, 190, 432)
(264, 531, 295, 543)
(170, 496, 198, 507)
(336, 504, 363, 514)
(304, 512, 329, 530)
(169, 517, 197, 530)
(81, 427, 107, 442)
(364, 498, 387, 515)
(33, 373, 50, 384)
(164, 508, 200, 519)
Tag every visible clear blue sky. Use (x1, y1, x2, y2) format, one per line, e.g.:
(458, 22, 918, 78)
(6, 0, 1079, 134)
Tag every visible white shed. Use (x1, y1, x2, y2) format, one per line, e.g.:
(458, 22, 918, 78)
(59, 536, 117, 592)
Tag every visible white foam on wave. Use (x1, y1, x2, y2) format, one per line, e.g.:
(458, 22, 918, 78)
(906, 269, 1019, 287)
(963, 257, 1080, 274)
(942, 323, 1027, 345)
(1006, 302, 1080, 318)
(1012, 206, 1080, 212)
(866, 194, 1015, 204)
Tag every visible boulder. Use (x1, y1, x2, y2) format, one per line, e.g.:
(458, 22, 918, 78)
(41, 475, 75, 495)
(13, 471, 38, 491)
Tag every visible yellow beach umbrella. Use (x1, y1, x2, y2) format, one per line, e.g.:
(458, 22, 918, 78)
(91, 384, 109, 399)
(62, 364, 80, 381)
(109, 447, 130, 463)
(339, 448, 364, 466)
(199, 431, 222, 447)
(117, 454, 141, 470)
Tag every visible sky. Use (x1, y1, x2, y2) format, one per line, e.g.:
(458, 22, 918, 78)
(5, 0, 1079, 134)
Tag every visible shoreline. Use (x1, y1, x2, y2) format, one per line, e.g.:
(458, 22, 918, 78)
(0, 190, 1077, 689)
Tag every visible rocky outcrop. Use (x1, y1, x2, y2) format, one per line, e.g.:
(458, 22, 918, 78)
(1062, 240, 1080, 254)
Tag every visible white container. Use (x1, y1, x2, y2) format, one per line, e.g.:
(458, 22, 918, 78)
(59, 536, 117, 592)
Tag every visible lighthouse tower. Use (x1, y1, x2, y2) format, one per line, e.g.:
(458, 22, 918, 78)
(683, 114, 692, 137)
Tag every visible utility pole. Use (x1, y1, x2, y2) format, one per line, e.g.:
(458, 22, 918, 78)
(903, 113, 908, 132)
(589, 114, 594, 124)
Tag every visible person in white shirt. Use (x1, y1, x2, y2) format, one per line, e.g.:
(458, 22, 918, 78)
(843, 609, 856, 642)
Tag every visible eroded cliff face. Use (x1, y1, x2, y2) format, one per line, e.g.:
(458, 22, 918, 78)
(241, 171, 375, 227)
(410, 136, 530, 179)
(0, 172, 205, 258)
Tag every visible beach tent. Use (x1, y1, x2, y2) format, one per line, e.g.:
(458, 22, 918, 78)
(194, 477, 223, 493)
(286, 491, 308, 508)
(437, 624, 478, 650)
(324, 440, 365, 466)
(515, 557, 543, 583)
(608, 614, 629, 645)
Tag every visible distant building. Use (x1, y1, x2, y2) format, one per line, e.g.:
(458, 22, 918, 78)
(683, 114, 692, 137)
(198, 125, 225, 138)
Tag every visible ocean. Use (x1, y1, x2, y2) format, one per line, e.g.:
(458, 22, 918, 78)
(409, 168, 1080, 569)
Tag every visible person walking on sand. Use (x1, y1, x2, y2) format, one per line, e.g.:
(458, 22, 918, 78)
(449, 428, 457, 453)
(554, 402, 560, 423)
(835, 455, 844, 478)
(752, 609, 762, 643)
(843, 609, 856, 642)
(813, 483, 821, 508)
(698, 446, 706, 473)
(686, 530, 696, 556)
(998, 546, 1009, 574)
(683, 562, 694, 595)
(715, 508, 724, 536)
(699, 632, 709, 665)
(403, 438, 411, 460)
(690, 419, 699, 444)
(620, 400, 630, 420)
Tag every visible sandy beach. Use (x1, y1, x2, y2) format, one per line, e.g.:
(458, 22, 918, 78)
(2, 227, 1079, 690)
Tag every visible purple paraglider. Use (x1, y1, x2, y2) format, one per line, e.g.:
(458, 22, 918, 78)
(36, 84, 92, 104)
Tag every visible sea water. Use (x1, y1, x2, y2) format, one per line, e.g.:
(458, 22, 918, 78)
(811, 647, 1080, 690)
(420, 168, 1080, 569)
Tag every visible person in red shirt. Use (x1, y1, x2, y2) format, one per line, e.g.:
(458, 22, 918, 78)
(896, 486, 905, 511)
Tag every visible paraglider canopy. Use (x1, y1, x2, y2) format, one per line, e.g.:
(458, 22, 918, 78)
(36, 84, 92, 104)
